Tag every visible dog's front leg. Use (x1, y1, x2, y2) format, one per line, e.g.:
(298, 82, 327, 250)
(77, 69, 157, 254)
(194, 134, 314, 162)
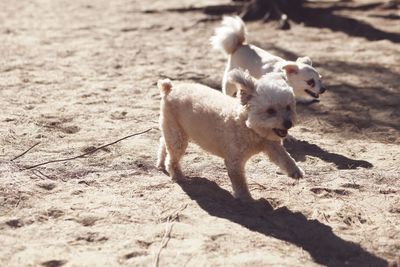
(224, 158, 253, 201)
(264, 141, 304, 179)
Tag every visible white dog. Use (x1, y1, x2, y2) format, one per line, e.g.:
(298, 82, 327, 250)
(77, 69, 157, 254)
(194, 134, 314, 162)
(211, 16, 326, 100)
(157, 69, 304, 201)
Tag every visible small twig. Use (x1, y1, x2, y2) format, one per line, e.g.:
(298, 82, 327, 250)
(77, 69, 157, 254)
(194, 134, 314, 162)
(15, 197, 21, 208)
(30, 169, 53, 180)
(11, 142, 41, 161)
(154, 204, 187, 267)
(322, 212, 330, 223)
(154, 217, 174, 267)
(161, 204, 188, 222)
(249, 179, 268, 191)
(24, 128, 153, 170)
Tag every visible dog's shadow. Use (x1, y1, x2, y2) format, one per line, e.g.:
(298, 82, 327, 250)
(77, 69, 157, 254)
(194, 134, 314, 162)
(178, 177, 387, 266)
(283, 138, 373, 169)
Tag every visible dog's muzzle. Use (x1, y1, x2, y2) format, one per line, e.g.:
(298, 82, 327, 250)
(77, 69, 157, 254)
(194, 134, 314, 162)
(305, 89, 319, 99)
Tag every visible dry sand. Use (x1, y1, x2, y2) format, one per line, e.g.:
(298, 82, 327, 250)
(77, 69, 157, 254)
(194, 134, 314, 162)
(0, 0, 399, 266)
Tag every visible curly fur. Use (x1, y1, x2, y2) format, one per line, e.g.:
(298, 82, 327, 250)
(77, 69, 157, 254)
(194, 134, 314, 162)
(211, 16, 326, 100)
(157, 70, 304, 201)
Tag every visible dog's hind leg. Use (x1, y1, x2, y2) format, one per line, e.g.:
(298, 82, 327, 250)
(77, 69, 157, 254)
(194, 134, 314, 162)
(162, 122, 188, 181)
(225, 159, 253, 201)
(223, 80, 238, 97)
(156, 137, 167, 170)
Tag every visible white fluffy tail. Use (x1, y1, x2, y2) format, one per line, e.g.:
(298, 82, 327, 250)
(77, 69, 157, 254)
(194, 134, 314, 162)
(158, 79, 172, 96)
(210, 16, 247, 55)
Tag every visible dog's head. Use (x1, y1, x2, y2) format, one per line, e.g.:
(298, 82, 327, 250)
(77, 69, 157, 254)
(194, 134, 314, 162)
(281, 57, 326, 100)
(229, 69, 297, 141)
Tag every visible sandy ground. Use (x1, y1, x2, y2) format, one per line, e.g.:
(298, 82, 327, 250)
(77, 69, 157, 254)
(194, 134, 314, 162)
(0, 0, 399, 266)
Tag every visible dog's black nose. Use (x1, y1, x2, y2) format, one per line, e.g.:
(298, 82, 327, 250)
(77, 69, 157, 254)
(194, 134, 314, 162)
(283, 120, 292, 129)
(320, 87, 327, 94)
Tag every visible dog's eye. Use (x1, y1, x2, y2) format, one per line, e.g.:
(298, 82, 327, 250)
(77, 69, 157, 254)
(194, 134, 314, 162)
(286, 105, 291, 111)
(307, 79, 315, 87)
(266, 108, 276, 115)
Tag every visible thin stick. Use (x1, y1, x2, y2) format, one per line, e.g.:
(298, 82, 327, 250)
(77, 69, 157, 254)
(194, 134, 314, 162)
(249, 180, 268, 190)
(31, 169, 54, 180)
(154, 204, 187, 267)
(154, 218, 174, 267)
(25, 128, 153, 170)
(11, 142, 41, 161)
(161, 204, 188, 222)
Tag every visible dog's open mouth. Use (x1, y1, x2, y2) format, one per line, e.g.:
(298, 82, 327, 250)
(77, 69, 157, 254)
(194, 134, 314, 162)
(273, 128, 288, 138)
(305, 89, 319, 99)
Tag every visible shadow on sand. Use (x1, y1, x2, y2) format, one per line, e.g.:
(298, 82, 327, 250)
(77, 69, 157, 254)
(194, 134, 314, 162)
(283, 138, 373, 169)
(171, 1, 400, 43)
(287, 4, 400, 43)
(178, 177, 387, 266)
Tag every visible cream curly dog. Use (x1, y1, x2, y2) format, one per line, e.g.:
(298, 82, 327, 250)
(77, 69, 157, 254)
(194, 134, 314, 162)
(156, 69, 304, 201)
(211, 16, 326, 101)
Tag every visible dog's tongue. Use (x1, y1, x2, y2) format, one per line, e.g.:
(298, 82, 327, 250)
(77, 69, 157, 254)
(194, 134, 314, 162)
(274, 129, 288, 137)
(305, 89, 319, 99)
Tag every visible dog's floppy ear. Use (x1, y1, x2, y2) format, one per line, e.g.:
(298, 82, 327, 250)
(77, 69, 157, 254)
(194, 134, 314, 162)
(296, 56, 312, 66)
(281, 62, 299, 75)
(228, 69, 256, 105)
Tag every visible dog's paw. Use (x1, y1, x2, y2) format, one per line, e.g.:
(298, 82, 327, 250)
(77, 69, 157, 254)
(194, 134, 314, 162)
(170, 169, 186, 181)
(288, 166, 304, 179)
(233, 191, 254, 202)
(156, 161, 166, 171)
(172, 175, 186, 182)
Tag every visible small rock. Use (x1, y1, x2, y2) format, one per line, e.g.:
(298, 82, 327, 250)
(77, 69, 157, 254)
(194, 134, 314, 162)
(6, 218, 24, 228)
(41, 260, 67, 267)
(37, 182, 57, 191)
